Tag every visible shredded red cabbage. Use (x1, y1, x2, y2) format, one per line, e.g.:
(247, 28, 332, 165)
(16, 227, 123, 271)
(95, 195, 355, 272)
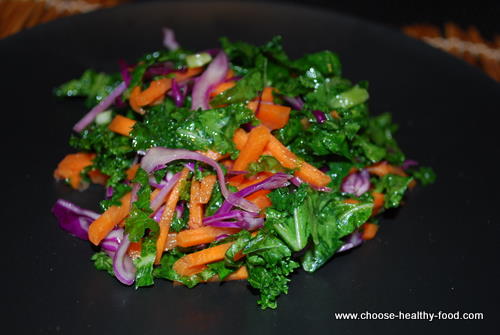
(150, 171, 182, 212)
(162, 27, 179, 51)
(118, 59, 132, 85)
(283, 96, 304, 110)
(402, 159, 419, 170)
(191, 51, 229, 110)
(141, 147, 258, 212)
(113, 234, 136, 285)
(312, 110, 327, 123)
(337, 231, 363, 253)
(100, 228, 124, 252)
(216, 172, 292, 215)
(341, 169, 370, 196)
(51, 199, 99, 240)
(204, 210, 263, 230)
(73, 81, 127, 132)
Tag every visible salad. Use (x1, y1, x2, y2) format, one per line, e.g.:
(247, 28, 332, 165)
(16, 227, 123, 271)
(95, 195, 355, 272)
(51, 29, 435, 309)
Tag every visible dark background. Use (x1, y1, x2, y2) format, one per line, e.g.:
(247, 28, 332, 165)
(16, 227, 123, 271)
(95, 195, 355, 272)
(136, 0, 500, 39)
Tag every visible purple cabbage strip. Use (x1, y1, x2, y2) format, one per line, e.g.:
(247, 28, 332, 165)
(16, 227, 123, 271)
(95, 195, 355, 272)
(215, 172, 292, 215)
(171, 79, 183, 107)
(105, 186, 114, 199)
(162, 27, 179, 51)
(113, 234, 136, 285)
(402, 159, 419, 170)
(73, 81, 127, 132)
(204, 210, 263, 231)
(341, 169, 370, 196)
(51, 199, 99, 240)
(283, 96, 304, 110)
(100, 228, 124, 252)
(144, 62, 177, 81)
(191, 51, 229, 110)
(337, 231, 364, 253)
(150, 172, 182, 212)
(312, 110, 327, 123)
(118, 59, 132, 85)
(141, 147, 258, 213)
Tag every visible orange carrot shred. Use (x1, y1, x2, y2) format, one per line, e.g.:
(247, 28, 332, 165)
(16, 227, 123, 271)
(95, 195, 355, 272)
(108, 115, 136, 137)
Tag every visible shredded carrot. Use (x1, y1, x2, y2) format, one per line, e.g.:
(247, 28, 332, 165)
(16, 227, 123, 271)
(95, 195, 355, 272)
(173, 242, 233, 277)
(233, 125, 271, 172)
(233, 128, 249, 151)
(199, 174, 217, 204)
(188, 180, 203, 229)
(330, 110, 340, 119)
(207, 266, 248, 282)
(174, 66, 204, 82)
(246, 189, 272, 209)
(88, 192, 131, 246)
(196, 150, 228, 161)
(165, 233, 178, 251)
(366, 161, 407, 177)
(176, 226, 241, 247)
(108, 115, 136, 137)
(261, 87, 274, 103)
(126, 164, 139, 180)
(209, 81, 235, 98)
(127, 241, 142, 259)
(361, 223, 379, 240)
(266, 135, 331, 188)
(371, 192, 385, 216)
(54, 152, 95, 190)
(155, 168, 190, 264)
(256, 103, 291, 130)
(88, 169, 108, 185)
(129, 86, 144, 114)
(343, 198, 360, 204)
(225, 69, 235, 80)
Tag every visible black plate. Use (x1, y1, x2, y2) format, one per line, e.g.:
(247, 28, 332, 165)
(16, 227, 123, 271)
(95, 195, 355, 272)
(2, 1, 498, 334)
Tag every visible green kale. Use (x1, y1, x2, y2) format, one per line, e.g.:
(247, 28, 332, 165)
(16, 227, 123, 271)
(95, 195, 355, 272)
(131, 100, 255, 155)
(248, 155, 288, 176)
(210, 69, 264, 106)
(69, 123, 135, 188)
(99, 182, 132, 211)
(363, 112, 405, 165)
(266, 184, 313, 251)
(133, 236, 157, 287)
(374, 174, 413, 208)
(326, 161, 353, 190)
(303, 193, 373, 272)
(410, 166, 436, 186)
(91, 252, 114, 276)
(54, 70, 122, 108)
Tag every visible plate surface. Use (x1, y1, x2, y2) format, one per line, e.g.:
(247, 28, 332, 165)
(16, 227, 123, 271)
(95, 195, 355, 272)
(1, 1, 498, 334)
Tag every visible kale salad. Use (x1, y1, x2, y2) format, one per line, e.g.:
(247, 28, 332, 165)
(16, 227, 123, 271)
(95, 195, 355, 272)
(52, 29, 435, 309)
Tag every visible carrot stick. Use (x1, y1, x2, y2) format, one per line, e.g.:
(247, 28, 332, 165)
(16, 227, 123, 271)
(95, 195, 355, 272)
(88, 192, 132, 245)
(127, 241, 142, 259)
(233, 128, 249, 151)
(155, 168, 190, 264)
(266, 135, 331, 187)
(174, 66, 204, 82)
(209, 81, 236, 98)
(256, 103, 290, 130)
(261, 87, 274, 103)
(371, 192, 385, 216)
(108, 115, 136, 137)
(176, 226, 241, 247)
(88, 169, 108, 185)
(165, 233, 178, 251)
(53, 152, 95, 190)
(233, 125, 271, 172)
(246, 189, 272, 209)
(343, 198, 360, 204)
(207, 266, 248, 282)
(361, 223, 379, 240)
(196, 150, 228, 161)
(173, 242, 233, 277)
(129, 86, 144, 114)
(366, 161, 407, 177)
(125, 164, 140, 180)
(188, 180, 203, 229)
(199, 174, 217, 204)
(135, 78, 172, 106)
